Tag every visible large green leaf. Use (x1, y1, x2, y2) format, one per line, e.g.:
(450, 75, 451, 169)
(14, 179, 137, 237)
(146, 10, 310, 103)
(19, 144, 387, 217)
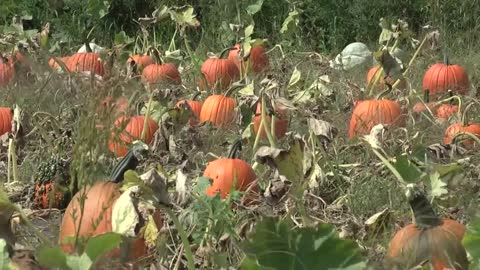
(242, 217, 366, 270)
(84, 232, 123, 262)
(393, 155, 422, 183)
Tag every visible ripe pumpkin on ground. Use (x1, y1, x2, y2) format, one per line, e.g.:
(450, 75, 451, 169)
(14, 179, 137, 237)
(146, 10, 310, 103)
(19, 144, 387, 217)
(141, 47, 181, 86)
(349, 99, 405, 138)
(199, 48, 239, 91)
(175, 99, 203, 126)
(366, 65, 406, 90)
(0, 107, 12, 136)
(228, 43, 269, 74)
(199, 94, 236, 128)
(443, 103, 480, 147)
(252, 101, 288, 140)
(127, 54, 154, 73)
(436, 104, 458, 120)
(202, 140, 258, 200)
(48, 57, 70, 70)
(65, 52, 105, 77)
(386, 184, 468, 270)
(0, 55, 14, 87)
(422, 55, 469, 98)
(108, 115, 159, 157)
(58, 181, 163, 261)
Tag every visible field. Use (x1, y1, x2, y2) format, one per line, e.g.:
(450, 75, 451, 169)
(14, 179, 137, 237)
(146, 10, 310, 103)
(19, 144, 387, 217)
(0, 1, 480, 269)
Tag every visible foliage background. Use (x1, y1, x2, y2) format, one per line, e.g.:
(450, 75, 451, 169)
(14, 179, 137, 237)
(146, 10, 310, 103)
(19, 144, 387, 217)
(1, 0, 479, 53)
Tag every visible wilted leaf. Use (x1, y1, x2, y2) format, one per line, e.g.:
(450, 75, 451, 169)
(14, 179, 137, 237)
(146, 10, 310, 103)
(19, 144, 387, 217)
(264, 179, 290, 205)
(308, 118, 338, 143)
(256, 138, 305, 183)
(242, 217, 366, 269)
(238, 82, 255, 96)
(307, 75, 333, 96)
(170, 6, 200, 27)
(140, 168, 171, 206)
(246, 0, 264, 15)
(84, 233, 123, 262)
(307, 163, 325, 189)
(244, 24, 254, 38)
(111, 186, 139, 237)
(373, 49, 403, 82)
(364, 208, 391, 233)
(362, 124, 386, 150)
(462, 217, 480, 268)
(287, 67, 301, 90)
(141, 215, 159, 248)
(176, 168, 188, 204)
(378, 18, 393, 44)
(427, 171, 448, 199)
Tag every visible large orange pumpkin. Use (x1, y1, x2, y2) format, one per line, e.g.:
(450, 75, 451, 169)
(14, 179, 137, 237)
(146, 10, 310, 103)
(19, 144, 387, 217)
(422, 57, 469, 98)
(0, 107, 12, 136)
(203, 140, 257, 199)
(199, 48, 239, 91)
(175, 99, 203, 126)
(108, 115, 159, 157)
(228, 44, 269, 74)
(252, 102, 288, 139)
(366, 65, 406, 90)
(0, 56, 14, 87)
(66, 52, 105, 76)
(386, 184, 468, 270)
(58, 181, 163, 261)
(349, 99, 405, 138)
(199, 95, 236, 127)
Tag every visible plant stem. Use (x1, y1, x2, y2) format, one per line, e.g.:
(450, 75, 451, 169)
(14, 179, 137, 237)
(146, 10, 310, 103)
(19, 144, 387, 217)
(141, 91, 155, 142)
(161, 206, 195, 270)
(261, 95, 276, 148)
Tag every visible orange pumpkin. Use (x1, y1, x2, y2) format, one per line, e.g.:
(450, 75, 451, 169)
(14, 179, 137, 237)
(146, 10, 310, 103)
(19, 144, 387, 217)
(228, 44, 269, 74)
(252, 102, 288, 139)
(386, 185, 467, 270)
(8, 51, 31, 72)
(436, 104, 458, 120)
(443, 122, 480, 147)
(203, 140, 257, 199)
(199, 95, 236, 127)
(175, 99, 203, 126)
(0, 56, 14, 87)
(367, 65, 406, 90)
(127, 55, 154, 72)
(99, 96, 132, 116)
(141, 62, 181, 86)
(0, 107, 12, 136)
(66, 52, 105, 76)
(199, 48, 239, 91)
(422, 57, 469, 98)
(49, 57, 70, 70)
(349, 99, 405, 138)
(58, 181, 163, 261)
(108, 115, 159, 157)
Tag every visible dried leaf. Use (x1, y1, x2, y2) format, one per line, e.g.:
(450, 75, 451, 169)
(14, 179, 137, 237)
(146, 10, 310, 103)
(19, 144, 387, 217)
(361, 124, 386, 149)
(287, 67, 301, 90)
(307, 118, 338, 143)
(142, 215, 159, 248)
(176, 168, 187, 204)
(111, 186, 139, 237)
(364, 208, 391, 232)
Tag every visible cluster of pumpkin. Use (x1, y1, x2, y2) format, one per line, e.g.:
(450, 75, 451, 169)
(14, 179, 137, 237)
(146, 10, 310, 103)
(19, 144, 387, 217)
(352, 56, 478, 148)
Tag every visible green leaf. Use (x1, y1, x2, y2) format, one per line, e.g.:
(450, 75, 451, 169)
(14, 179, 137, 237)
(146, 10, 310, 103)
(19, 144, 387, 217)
(463, 217, 480, 268)
(170, 6, 200, 27)
(84, 232, 123, 262)
(66, 253, 92, 270)
(378, 18, 393, 44)
(246, 0, 264, 15)
(0, 239, 11, 270)
(238, 82, 255, 96)
(114, 31, 133, 46)
(36, 246, 68, 269)
(287, 67, 301, 90)
(242, 217, 366, 270)
(281, 9, 300, 35)
(427, 171, 448, 199)
(393, 155, 422, 183)
(244, 24, 255, 38)
(194, 176, 212, 194)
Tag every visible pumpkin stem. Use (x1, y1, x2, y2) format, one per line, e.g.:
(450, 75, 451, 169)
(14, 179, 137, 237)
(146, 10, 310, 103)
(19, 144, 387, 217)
(192, 91, 202, 101)
(423, 89, 430, 103)
(406, 184, 442, 228)
(110, 141, 149, 183)
(375, 88, 391, 100)
(443, 49, 450, 65)
(149, 46, 164, 64)
(227, 139, 243, 159)
(219, 47, 235, 59)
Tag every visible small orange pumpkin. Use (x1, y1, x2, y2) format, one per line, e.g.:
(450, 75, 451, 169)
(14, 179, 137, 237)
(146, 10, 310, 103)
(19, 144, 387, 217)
(108, 115, 159, 157)
(367, 65, 406, 90)
(203, 140, 257, 199)
(349, 99, 405, 138)
(228, 43, 269, 74)
(422, 56, 469, 98)
(199, 94, 236, 127)
(386, 184, 468, 270)
(436, 104, 458, 120)
(412, 90, 437, 115)
(66, 52, 105, 76)
(127, 55, 154, 72)
(141, 48, 181, 86)
(199, 48, 239, 91)
(252, 101, 288, 139)
(0, 107, 12, 136)
(443, 103, 480, 147)
(0, 55, 14, 87)
(58, 181, 163, 261)
(175, 99, 203, 126)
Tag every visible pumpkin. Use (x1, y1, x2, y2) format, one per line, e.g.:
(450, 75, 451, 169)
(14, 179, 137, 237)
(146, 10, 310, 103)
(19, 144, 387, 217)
(65, 52, 105, 76)
(443, 103, 480, 147)
(8, 51, 30, 72)
(349, 99, 405, 138)
(58, 181, 163, 261)
(413, 90, 438, 115)
(436, 104, 458, 120)
(422, 56, 469, 98)
(367, 65, 406, 90)
(386, 184, 468, 270)
(127, 55, 154, 72)
(99, 96, 131, 116)
(175, 99, 203, 126)
(203, 140, 257, 199)
(0, 107, 13, 136)
(141, 47, 181, 86)
(199, 48, 239, 91)
(108, 115, 159, 157)
(199, 94, 236, 127)
(0, 56, 14, 87)
(252, 101, 288, 139)
(228, 44, 269, 74)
